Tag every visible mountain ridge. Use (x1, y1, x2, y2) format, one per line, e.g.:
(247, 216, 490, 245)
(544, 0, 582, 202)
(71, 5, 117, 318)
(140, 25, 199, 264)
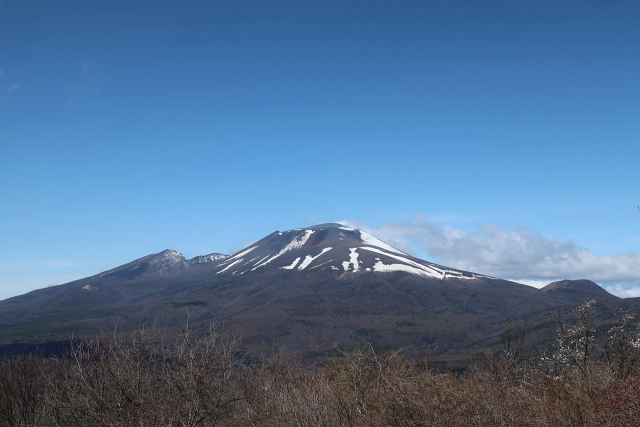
(96, 249, 229, 281)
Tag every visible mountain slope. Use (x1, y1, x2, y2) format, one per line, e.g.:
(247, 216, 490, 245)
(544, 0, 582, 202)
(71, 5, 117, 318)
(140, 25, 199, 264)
(0, 250, 228, 318)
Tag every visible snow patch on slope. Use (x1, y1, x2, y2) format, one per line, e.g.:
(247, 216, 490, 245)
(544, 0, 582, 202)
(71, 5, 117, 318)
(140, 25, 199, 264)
(230, 246, 257, 259)
(359, 230, 406, 255)
(359, 246, 482, 280)
(359, 246, 442, 278)
(309, 259, 335, 270)
(217, 258, 243, 274)
(220, 246, 257, 266)
(281, 257, 301, 270)
(254, 230, 315, 269)
(298, 247, 332, 271)
(372, 261, 437, 278)
(342, 248, 360, 272)
(251, 255, 270, 270)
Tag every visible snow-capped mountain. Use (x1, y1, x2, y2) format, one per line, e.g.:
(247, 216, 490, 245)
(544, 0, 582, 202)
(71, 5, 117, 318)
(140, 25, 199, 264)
(211, 223, 488, 280)
(0, 222, 619, 361)
(78, 223, 488, 282)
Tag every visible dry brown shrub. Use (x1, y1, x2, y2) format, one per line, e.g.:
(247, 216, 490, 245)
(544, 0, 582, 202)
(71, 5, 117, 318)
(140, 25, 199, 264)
(238, 355, 340, 427)
(589, 369, 640, 427)
(2, 306, 640, 427)
(46, 323, 249, 426)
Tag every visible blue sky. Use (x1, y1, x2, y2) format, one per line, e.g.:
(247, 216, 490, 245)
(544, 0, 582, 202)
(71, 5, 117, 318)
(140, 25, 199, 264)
(1, 0, 639, 299)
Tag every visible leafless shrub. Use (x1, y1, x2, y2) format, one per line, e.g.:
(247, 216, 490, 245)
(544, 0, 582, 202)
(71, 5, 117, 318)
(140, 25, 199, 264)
(0, 354, 48, 426)
(239, 355, 340, 427)
(1, 306, 640, 426)
(603, 308, 640, 379)
(45, 322, 248, 426)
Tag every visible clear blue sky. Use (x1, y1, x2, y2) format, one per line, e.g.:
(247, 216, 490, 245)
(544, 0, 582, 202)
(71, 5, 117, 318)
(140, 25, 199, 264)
(1, 0, 639, 299)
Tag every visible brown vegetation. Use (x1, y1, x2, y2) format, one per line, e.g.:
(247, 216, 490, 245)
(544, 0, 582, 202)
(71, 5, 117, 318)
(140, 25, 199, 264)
(1, 302, 639, 426)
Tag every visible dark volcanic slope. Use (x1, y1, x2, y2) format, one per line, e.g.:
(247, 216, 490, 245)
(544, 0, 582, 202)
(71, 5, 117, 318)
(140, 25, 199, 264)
(0, 250, 228, 316)
(0, 223, 625, 358)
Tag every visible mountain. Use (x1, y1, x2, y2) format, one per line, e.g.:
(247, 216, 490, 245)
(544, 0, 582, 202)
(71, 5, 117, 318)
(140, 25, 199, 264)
(541, 279, 618, 302)
(207, 223, 488, 279)
(0, 223, 625, 362)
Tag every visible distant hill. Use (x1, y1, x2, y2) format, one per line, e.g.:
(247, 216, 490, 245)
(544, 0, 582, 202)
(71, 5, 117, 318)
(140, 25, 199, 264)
(541, 279, 618, 302)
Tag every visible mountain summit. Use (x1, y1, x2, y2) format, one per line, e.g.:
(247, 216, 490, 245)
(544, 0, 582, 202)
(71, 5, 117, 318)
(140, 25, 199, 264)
(212, 223, 487, 280)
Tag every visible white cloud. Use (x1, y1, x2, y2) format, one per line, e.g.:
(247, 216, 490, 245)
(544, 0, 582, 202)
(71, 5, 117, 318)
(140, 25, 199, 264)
(0, 69, 3, 77)
(8, 82, 20, 92)
(339, 214, 640, 297)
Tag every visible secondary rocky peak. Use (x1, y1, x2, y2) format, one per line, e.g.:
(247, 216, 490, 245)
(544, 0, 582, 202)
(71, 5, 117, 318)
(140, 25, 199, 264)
(144, 250, 229, 273)
(147, 249, 189, 273)
(190, 253, 229, 264)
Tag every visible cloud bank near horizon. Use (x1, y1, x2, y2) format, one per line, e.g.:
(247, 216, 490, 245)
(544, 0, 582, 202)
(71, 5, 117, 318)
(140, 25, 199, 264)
(339, 215, 640, 298)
